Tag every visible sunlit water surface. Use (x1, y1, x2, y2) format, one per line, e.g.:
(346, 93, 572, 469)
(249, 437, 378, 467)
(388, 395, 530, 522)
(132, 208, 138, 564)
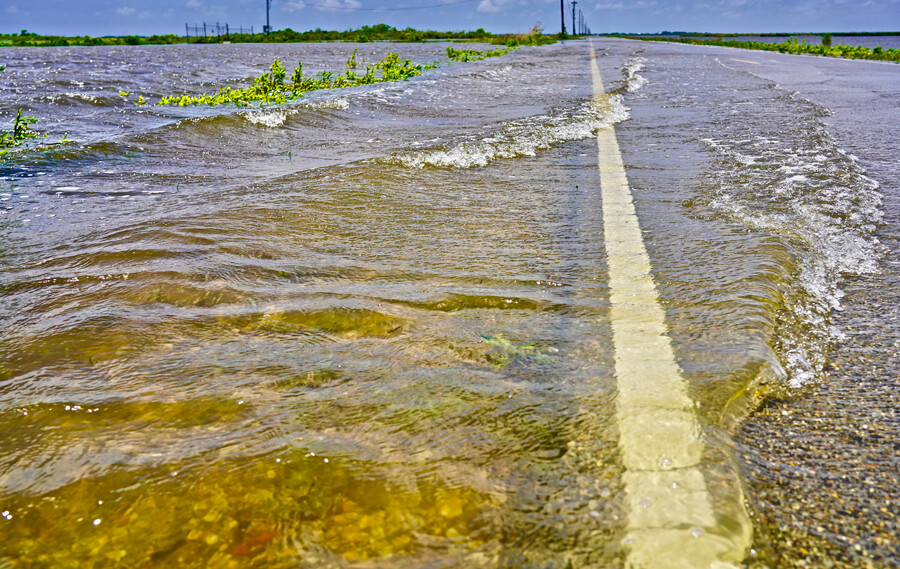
(0, 40, 884, 567)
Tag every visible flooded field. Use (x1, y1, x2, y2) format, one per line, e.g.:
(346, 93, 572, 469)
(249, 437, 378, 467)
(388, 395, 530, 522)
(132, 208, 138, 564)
(0, 39, 896, 567)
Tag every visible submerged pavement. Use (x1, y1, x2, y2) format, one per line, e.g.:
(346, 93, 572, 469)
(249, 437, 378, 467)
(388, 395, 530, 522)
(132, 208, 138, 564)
(630, 40, 899, 568)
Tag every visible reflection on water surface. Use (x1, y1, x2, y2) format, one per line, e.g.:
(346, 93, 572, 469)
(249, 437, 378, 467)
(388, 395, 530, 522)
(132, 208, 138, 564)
(0, 38, 885, 567)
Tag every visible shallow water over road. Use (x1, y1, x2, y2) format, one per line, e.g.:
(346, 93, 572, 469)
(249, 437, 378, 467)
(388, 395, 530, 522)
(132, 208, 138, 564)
(0, 39, 893, 567)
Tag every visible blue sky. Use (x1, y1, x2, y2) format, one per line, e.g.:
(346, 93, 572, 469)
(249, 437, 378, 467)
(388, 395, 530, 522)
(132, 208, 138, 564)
(2, 0, 898, 36)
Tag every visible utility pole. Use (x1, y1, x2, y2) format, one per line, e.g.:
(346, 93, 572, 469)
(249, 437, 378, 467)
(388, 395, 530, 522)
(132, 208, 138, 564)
(265, 0, 272, 34)
(571, 1, 577, 36)
(560, 0, 566, 35)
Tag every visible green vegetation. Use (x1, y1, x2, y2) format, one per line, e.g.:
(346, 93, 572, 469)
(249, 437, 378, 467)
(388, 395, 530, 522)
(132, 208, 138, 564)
(156, 23, 561, 108)
(0, 24, 564, 47)
(0, 25, 488, 47)
(0, 109, 44, 153)
(446, 24, 556, 62)
(158, 31, 556, 108)
(158, 52, 430, 106)
(239, 23, 491, 44)
(0, 29, 186, 47)
(621, 35, 900, 63)
(479, 334, 553, 367)
(483, 23, 559, 48)
(446, 46, 514, 62)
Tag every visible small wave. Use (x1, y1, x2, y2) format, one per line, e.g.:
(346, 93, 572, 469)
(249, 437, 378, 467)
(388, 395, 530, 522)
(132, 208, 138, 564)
(244, 109, 291, 127)
(306, 97, 350, 111)
(40, 92, 112, 106)
(701, 108, 882, 388)
(477, 65, 514, 79)
(241, 97, 349, 127)
(386, 94, 630, 169)
(623, 56, 649, 92)
(64, 92, 104, 104)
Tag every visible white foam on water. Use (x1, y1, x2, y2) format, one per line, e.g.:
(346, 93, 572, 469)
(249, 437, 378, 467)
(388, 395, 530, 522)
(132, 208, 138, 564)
(61, 92, 103, 104)
(702, 127, 882, 388)
(387, 95, 631, 169)
(478, 64, 514, 79)
(623, 55, 649, 92)
(244, 109, 290, 127)
(305, 97, 350, 110)
(241, 96, 349, 127)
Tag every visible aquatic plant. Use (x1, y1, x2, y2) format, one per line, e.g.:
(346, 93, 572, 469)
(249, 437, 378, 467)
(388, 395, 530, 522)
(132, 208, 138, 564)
(479, 334, 552, 367)
(290, 61, 303, 85)
(0, 109, 44, 151)
(158, 52, 427, 107)
(445, 46, 515, 62)
(374, 51, 423, 80)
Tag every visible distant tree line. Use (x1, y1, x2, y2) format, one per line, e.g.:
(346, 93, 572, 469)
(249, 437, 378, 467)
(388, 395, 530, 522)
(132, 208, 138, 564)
(0, 25, 501, 47)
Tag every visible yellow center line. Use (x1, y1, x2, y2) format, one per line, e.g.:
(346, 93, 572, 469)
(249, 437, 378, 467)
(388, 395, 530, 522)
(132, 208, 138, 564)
(730, 58, 761, 65)
(589, 41, 751, 569)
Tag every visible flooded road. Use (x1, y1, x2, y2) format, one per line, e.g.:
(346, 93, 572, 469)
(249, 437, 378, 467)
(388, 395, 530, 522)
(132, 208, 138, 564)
(0, 39, 896, 567)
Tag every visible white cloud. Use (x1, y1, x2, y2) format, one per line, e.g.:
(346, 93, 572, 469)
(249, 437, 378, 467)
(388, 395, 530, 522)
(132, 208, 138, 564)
(477, 0, 517, 12)
(116, 6, 137, 15)
(186, 0, 202, 7)
(139, 10, 153, 18)
(313, 0, 362, 11)
(282, 0, 306, 12)
(5, 5, 20, 13)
